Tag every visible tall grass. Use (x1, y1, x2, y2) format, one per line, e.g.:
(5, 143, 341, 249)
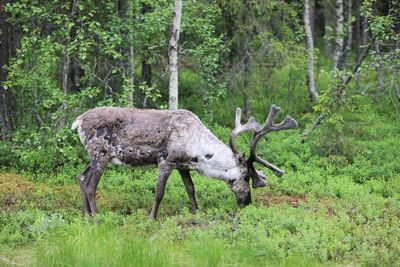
(33, 214, 323, 267)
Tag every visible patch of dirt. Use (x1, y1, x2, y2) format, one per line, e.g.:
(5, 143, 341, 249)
(0, 172, 127, 212)
(256, 194, 307, 208)
(0, 173, 37, 208)
(0, 173, 35, 194)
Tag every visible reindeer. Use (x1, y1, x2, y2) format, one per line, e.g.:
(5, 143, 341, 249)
(71, 105, 298, 220)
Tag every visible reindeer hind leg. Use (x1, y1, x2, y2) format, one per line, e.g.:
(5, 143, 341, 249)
(80, 156, 110, 216)
(78, 164, 91, 216)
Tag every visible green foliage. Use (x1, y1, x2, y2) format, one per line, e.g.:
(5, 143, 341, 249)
(1, 1, 400, 266)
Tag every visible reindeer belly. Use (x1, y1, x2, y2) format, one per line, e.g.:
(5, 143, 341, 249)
(112, 145, 165, 167)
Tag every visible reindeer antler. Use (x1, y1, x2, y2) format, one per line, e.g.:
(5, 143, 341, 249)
(229, 105, 298, 189)
(229, 107, 261, 154)
(247, 105, 298, 187)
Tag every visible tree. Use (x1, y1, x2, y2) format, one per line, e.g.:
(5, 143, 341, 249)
(304, 0, 319, 103)
(168, 0, 182, 110)
(242, 0, 252, 118)
(333, 0, 344, 72)
(0, 0, 13, 138)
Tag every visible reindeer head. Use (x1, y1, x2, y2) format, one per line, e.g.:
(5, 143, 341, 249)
(228, 105, 298, 207)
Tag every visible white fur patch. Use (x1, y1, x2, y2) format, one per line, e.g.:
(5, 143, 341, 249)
(71, 118, 87, 145)
(71, 118, 82, 131)
(111, 158, 124, 166)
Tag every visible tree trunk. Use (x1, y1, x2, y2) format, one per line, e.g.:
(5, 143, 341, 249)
(0, 0, 13, 138)
(361, 18, 369, 46)
(243, 29, 252, 119)
(333, 0, 344, 72)
(374, 41, 384, 93)
(141, 59, 152, 108)
(338, 0, 352, 70)
(242, 0, 252, 118)
(58, 1, 77, 130)
(323, 0, 334, 58)
(168, 0, 182, 110)
(62, 45, 70, 110)
(127, 0, 135, 107)
(304, 0, 319, 103)
(354, 0, 361, 92)
(309, 0, 316, 45)
(140, 3, 152, 108)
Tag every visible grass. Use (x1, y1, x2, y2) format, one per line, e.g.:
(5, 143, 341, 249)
(1, 104, 400, 266)
(0, 169, 399, 266)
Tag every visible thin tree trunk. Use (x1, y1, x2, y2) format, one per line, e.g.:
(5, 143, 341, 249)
(242, 0, 252, 118)
(361, 19, 369, 46)
(62, 44, 70, 111)
(304, 0, 319, 103)
(140, 3, 152, 108)
(323, 0, 334, 58)
(243, 29, 252, 118)
(71, 58, 81, 92)
(309, 0, 316, 45)
(354, 0, 361, 92)
(374, 41, 384, 93)
(127, 1, 135, 107)
(0, 0, 13, 138)
(168, 0, 182, 110)
(339, 0, 352, 70)
(59, 1, 77, 130)
(333, 0, 344, 72)
(141, 59, 152, 108)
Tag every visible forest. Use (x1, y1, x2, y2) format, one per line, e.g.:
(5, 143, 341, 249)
(0, 0, 399, 266)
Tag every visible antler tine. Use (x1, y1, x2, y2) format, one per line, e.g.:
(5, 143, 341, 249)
(270, 115, 298, 132)
(261, 104, 281, 133)
(229, 107, 261, 154)
(249, 105, 298, 178)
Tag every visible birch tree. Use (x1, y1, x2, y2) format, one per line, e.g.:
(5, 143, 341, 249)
(333, 0, 344, 72)
(374, 40, 384, 93)
(304, 0, 318, 102)
(339, 0, 353, 70)
(168, 0, 182, 110)
(127, 1, 136, 107)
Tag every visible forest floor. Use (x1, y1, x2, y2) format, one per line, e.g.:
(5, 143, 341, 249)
(1, 170, 399, 266)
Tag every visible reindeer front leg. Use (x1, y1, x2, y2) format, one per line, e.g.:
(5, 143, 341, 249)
(178, 169, 198, 214)
(150, 160, 173, 220)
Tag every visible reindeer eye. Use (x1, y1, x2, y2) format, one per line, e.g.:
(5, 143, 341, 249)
(205, 154, 213, 159)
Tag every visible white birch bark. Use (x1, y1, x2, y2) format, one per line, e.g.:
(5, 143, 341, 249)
(375, 41, 384, 93)
(127, 1, 135, 107)
(340, 0, 353, 70)
(168, 0, 182, 110)
(304, 0, 319, 102)
(333, 0, 344, 72)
